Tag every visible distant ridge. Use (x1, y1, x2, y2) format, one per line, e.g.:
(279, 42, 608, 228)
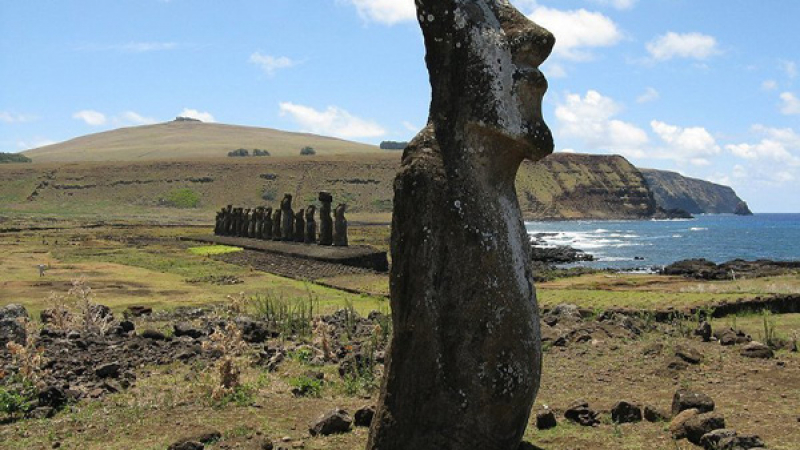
(22, 120, 379, 162)
(640, 168, 751, 215)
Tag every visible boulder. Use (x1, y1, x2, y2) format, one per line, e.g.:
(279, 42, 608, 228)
(173, 322, 205, 339)
(126, 305, 152, 317)
(167, 442, 204, 450)
(611, 401, 642, 424)
(699, 429, 766, 450)
(0, 304, 29, 321)
(536, 410, 557, 430)
(715, 328, 751, 346)
(643, 405, 669, 422)
(684, 413, 726, 445)
(140, 329, 166, 340)
(740, 342, 774, 359)
(234, 317, 271, 343)
(700, 429, 738, 449)
(695, 321, 712, 342)
(354, 405, 376, 427)
(564, 400, 600, 427)
(309, 409, 352, 436)
(672, 389, 715, 416)
(95, 362, 121, 378)
(37, 385, 67, 409)
(675, 344, 704, 364)
(0, 317, 26, 348)
(669, 409, 699, 439)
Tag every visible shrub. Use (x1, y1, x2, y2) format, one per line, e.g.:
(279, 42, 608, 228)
(252, 149, 270, 157)
(0, 384, 37, 419)
(300, 146, 316, 156)
(289, 376, 322, 398)
(162, 188, 201, 208)
(227, 148, 250, 157)
(0, 152, 32, 164)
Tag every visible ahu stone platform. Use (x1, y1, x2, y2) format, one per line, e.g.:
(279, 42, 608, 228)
(182, 235, 389, 273)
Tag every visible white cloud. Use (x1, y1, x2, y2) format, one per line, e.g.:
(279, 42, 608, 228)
(542, 62, 567, 78)
(249, 52, 299, 76)
(646, 32, 719, 61)
(17, 138, 57, 150)
(554, 90, 648, 157)
(587, 0, 637, 10)
(636, 87, 660, 103)
(0, 111, 37, 123)
(178, 108, 215, 123)
(279, 102, 385, 139)
(402, 121, 419, 133)
(761, 80, 778, 91)
(528, 7, 622, 61)
(780, 60, 797, 79)
(650, 120, 721, 159)
(725, 125, 800, 165)
(72, 110, 107, 126)
(344, 0, 416, 25)
(779, 92, 800, 115)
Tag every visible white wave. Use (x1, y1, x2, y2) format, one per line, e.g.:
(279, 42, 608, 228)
(690, 227, 708, 231)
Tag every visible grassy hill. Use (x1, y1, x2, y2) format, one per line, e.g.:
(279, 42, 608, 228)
(21, 120, 379, 162)
(641, 168, 750, 214)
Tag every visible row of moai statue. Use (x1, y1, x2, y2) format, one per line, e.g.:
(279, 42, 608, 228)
(214, 192, 348, 246)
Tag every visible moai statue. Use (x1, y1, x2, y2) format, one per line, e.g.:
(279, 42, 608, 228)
(240, 208, 251, 237)
(304, 205, 317, 244)
(222, 205, 233, 235)
(214, 208, 224, 235)
(333, 204, 348, 247)
(248, 208, 258, 238)
(262, 207, 273, 240)
(271, 208, 282, 241)
(294, 209, 305, 242)
(253, 206, 264, 239)
(280, 194, 294, 242)
(231, 208, 242, 237)
(367, 2, 555, 450)
(318, 192, 333, 246)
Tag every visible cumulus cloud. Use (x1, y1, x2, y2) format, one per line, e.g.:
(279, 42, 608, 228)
(587, 0, 637, 10)
(178, 108, 215, 122)
(279, 102, 385, 139)
(73, 110, 107, 126)
(636, 87, 660, 104)
(554, 90, 648, 157)
(249, 52, 299, 76)
(0, 111, 37, 123)
(646, 32, 719, 61)
(780, 92, 800, 115)
(650, 120, 721, 159)
(344, 0, 416, 25)
(117, 111, 157, 126)
(528, 7, 622, 61)
(725, 125, 800, 165)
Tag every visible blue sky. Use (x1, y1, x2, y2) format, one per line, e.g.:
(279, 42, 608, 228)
(1, 0, 799, 212)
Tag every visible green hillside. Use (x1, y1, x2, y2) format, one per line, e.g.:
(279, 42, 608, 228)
(21, 119, 379, 162)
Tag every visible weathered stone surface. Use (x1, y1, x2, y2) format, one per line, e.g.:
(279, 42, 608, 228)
(367, 2, 554, 449)
(611, 401, 642, 424)
(536, 410, 557, 430)
(643, 405, 669, 422)
(309, 409, 352, 436)
(0, 303, 29, 321)
(262, 207, 273, 240)
(670, 408, 700, 439)
(683, 412, 726, 445)
(271, 208, 282, 241)
(354, 405, 376, 427)
(740, 341, 774, 359)
(304, 205, 317, 244)
(564, 400, 600, 427)
(675, 344, 704, 364)
(280, 194, 294, 241)
(672, 389, 715, 416)
(294, 208, 305, 243)
(0, 317, 26, 348)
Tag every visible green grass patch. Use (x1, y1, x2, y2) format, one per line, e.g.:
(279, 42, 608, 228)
(187, 245, 243, 256)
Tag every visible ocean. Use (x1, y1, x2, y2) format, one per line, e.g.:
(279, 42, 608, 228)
(525, 213, 800, 270)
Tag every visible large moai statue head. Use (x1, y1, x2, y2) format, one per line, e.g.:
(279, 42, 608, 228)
(280, 193, 293, 212)
(367, 2, 555, 450)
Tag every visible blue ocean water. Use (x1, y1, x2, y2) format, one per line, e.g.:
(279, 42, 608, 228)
(525, 214, 800, 270)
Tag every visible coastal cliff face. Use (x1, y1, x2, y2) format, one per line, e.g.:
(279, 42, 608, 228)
(640, 169, 752, 215)
(516, 153, 657, 220)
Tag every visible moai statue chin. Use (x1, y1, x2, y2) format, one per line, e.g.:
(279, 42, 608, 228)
(305, 205, 317, 244)
(280, 194, 294, 242)
(333, 203, 348, 247)
(367, 2, 555, 450)
(318, 192, 333, 246)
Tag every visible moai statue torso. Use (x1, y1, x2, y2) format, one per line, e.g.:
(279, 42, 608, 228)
(333, 203, 348, 247)
(271, 208, 282, 241)
(223, 205, 233, 235)
(262, 207, 273, 240)
(232, 208, 243, 237)
(280, 194, 294, 241)
(214, 208, 224, 235)
(241, 208, 251, 237)
(248, 208, 258, 238)
(304, 205, 317, 244)
(367, 2, 555, 449)
(254, 207, 263, 239)
(294, 208, 305, 242)
(318, 192, 333, 246)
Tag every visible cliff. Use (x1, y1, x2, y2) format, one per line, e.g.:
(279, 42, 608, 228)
(640, 169, 752, 215)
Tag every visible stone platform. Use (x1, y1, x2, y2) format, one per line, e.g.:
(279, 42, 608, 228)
(182, 235, 389, 272)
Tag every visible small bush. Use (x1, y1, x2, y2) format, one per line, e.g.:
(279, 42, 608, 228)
(262, 188, 277, 202)
(300, 146, 316, 156)
(253, 149, 270, 157)
(0, 384, 37, 419)
(162, 188, 201, 208)
(289, 376, 322, 398)
(227, 148, 250, 157)
(0, 152, 32, 164)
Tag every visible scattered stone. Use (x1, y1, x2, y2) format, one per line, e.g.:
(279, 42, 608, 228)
(642, 342, 664, 356)
(0, 316, 26, 347)
(675, 344, 704, 364)
(27, 406, 56, 419)
(564, 400, 600, 426)
(95, 362, 121, 378)
(354, 405, 375, 427)
(715, 328, 751, 346)
(611, 401, 642, 424)
(670, 409, 700, 439)
(695, 321, 712, 342)
(0, 303, 29, 320)
(37, 386, 67, 409)
(718, 434, 766, 450)
(167, 441, 204, 450)
(536, 410, 557, 430)
(683, 413, 726, 445)
(643, 405, 669, 422)
(174, 322, 205, 339)
(667, 358, 689, 371)
(234, 317, 272, 343)
(740, 342, 774, 359)
(700, 429, 738, 449)
(672, 389, 715, 416)
(141, 329, 166, 340)
(309, 409, 352, 436)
